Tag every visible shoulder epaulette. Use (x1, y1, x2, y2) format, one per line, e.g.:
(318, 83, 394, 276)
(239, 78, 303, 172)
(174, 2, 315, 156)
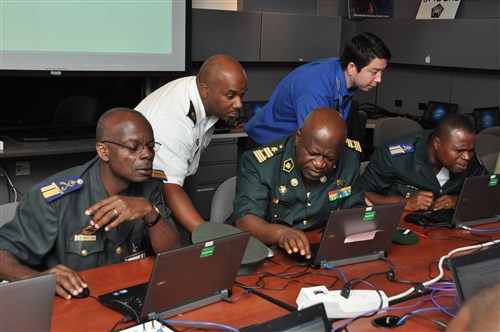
(345, 138, 362, 153)
(187, 101, 196, 125)
(388, 143, 414, 156)
(152, 169, 168, 182)
(252, 144, 284, 164)
(40, 177, 84, 202)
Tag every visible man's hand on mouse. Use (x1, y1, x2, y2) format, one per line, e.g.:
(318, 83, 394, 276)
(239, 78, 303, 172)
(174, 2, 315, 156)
(46, 264, 88, 299)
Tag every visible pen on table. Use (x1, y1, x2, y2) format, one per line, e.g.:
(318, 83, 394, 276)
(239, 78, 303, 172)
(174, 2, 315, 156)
(412, 229, 429, 239)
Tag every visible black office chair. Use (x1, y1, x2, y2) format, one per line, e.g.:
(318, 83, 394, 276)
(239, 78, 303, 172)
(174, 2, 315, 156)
(52, 96, 100, 125)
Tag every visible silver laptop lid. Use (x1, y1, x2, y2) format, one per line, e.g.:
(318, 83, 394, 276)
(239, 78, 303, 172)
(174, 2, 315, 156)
(0, 274, 56, 331)
(141, 231, 251, 319)
(315, 202, 405, 267)
(453, 174, 500, 226)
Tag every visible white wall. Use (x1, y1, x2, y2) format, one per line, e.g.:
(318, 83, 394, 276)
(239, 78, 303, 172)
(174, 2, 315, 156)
(192, 1, 237, 11)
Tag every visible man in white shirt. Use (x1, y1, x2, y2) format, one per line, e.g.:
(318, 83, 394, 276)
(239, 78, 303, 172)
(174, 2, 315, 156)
(136, 54, 248, 243)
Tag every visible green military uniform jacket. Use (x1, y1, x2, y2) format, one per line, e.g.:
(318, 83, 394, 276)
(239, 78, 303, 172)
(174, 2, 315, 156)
(228, 133, 365, 231)
(0, 156, 174, 272)
(361, 130, 489, 198)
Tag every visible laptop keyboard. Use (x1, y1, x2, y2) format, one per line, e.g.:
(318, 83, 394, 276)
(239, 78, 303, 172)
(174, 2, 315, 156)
(423, 208, 455, 224)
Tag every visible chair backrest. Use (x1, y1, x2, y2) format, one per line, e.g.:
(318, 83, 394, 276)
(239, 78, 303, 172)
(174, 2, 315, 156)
(475, 133, 500, 158)
(210, 176, 237, 223)
(0, 202, 18, 227)
(479, 126, 500, 137)
(53, 96, 100, 125)
(373, 117, 422, 147)
(480, 152, 499, 174)
(360, 160, 370, 176)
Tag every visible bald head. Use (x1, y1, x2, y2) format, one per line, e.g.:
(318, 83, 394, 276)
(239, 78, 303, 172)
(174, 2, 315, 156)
(197, 54, 246, 85)
(295, 108, 347, 183)
(196, 54, 248, 121)
(301, 107, 347, 145)
(96, 107, 152, 142)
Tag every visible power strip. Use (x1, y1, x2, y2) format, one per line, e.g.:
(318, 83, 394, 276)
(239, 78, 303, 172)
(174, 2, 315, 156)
(119, 319, 175, 332)
(296, 286, 388, 319)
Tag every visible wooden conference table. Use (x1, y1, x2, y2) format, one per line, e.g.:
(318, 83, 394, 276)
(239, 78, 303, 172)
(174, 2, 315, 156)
(51, 219, 499, 331)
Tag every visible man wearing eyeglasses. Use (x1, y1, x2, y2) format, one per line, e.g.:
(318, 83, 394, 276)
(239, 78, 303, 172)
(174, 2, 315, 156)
(136, 54, 248, 244)
(0, 108, 180, 299)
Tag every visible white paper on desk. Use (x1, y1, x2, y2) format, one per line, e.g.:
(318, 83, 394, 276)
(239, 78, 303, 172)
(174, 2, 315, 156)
(416, 0, 461, 19)
(344, 230, 380, 243)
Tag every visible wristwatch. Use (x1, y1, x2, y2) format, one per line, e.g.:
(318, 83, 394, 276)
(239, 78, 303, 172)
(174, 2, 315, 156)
(143, 205, 161, 228)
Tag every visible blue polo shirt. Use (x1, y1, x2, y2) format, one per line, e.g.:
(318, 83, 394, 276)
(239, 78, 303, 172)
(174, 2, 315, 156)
(244, 57, 356, 145)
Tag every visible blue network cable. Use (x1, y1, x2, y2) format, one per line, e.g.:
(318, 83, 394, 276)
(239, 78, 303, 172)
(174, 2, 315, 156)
(396, 307, 458, 326)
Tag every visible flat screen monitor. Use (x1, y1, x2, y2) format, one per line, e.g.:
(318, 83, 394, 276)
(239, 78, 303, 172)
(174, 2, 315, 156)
(420, 101, 459, 129)
(0, 0, 190, 75)
(473, 106, 500, 133)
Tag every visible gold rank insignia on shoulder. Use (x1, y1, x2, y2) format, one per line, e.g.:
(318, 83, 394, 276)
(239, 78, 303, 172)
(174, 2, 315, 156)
(282, 158, 294, 173)
(253, 146, 280, 163)
(40, 177, 83, 202)
(345, 138, 362, 153)
(152, 169, 168, 182)
(388, 143, 414, 156)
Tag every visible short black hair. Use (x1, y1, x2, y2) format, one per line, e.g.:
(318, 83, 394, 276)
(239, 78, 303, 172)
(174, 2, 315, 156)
(340, 32, 391, 71)
(433, 114, 475, 140)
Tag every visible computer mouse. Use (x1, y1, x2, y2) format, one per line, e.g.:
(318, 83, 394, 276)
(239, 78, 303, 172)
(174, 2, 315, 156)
(72, 287, 90, 299)
(404, 213, 430, 227)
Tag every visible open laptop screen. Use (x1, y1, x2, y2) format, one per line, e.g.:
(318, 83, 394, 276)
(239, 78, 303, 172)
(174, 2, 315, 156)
(420, 101, 458, 129)
(449, 243, 500, 304)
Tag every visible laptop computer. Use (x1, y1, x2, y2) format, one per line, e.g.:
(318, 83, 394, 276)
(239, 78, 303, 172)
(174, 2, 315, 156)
(449, 243, 500, 304)
(282, 203, 405, 269)
(99, 232, 250, 323)
(419, 174, 500, 227)
(240, 303, 330, 332)
(420, 101, 459, 129)
(240, 101, 267, 122)
(473, 106, 500, 133)
(0, 274, 56, 331)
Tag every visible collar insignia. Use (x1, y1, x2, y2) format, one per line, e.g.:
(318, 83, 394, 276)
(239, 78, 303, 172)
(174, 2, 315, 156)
(282, 158, 294, 173)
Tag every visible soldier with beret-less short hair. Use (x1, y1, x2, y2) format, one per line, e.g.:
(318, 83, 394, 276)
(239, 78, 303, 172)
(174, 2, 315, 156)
(0, 108, 180, 299)
(228, 108, 365, 259)
(362, 114, 489, 211)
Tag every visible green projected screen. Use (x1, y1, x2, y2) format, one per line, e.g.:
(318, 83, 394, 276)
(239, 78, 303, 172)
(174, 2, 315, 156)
(1, 0, 187, 73)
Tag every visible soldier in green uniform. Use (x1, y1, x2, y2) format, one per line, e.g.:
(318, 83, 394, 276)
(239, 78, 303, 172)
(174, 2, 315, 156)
(228, 107, 365, 259)
(0, 108, 180, 299)
(362, 114, 489, 211)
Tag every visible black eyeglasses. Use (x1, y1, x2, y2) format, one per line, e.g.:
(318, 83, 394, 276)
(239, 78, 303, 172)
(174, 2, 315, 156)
(101, 140, 161, 154)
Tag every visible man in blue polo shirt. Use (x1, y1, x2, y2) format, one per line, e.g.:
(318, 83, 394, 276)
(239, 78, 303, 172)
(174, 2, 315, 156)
(244, 32, 391, 145)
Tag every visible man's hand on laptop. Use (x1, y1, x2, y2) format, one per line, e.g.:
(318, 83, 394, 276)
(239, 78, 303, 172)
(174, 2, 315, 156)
(432, 195, 458, 211)
(277, 229, 312, 259)
(405, 191, 434, 211)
